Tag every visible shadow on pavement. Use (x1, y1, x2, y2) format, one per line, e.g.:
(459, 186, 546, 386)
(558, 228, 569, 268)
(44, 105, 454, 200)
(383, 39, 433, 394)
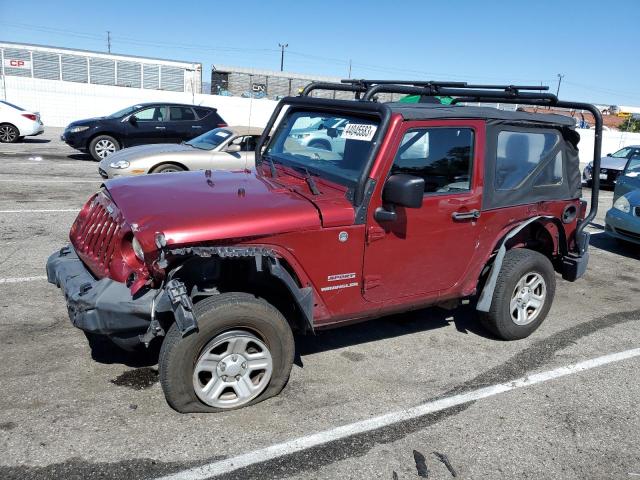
(68, 153, 94, 161)
(590, 231, 640, 260)
(84, 332, 161, 368)
(20, 138, 50, 144)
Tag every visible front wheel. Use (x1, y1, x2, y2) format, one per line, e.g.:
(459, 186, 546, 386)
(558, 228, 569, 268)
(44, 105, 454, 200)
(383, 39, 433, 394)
(89, 135, 120, 161)
(151, 163, 186, 174)
(159, 293, 295, 413)
(0, 123, 19, 143)
(480, 248, 556, 340)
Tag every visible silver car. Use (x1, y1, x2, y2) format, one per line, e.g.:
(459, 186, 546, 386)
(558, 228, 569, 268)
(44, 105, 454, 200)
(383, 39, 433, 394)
(290, 118, 348, 152)
(98, 126, 263, 179)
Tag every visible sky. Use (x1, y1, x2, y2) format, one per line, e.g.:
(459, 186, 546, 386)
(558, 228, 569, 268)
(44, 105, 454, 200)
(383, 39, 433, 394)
(1, 0, 638, 106)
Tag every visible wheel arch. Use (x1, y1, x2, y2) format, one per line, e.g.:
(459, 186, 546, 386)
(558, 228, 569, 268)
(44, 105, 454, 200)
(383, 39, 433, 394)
(150, 161, 190, 173)
(163, 246, 316, 335)
(0, 122, 20, 138)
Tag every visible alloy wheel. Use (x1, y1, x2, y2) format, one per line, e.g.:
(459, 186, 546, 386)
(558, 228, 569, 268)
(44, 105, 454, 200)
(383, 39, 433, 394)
(0, 125, 17, 142)
(95, 139, 116, 158)
(510, 272, 547, 325)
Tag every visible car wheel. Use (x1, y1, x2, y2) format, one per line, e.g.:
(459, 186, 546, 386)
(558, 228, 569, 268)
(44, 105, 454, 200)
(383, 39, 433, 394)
(151, 164, 186, 174)
(0, 123, 19, 143)
(480, 248, 556, 340)
(308, 139, 331, 151)
(89, 135, 120, 161)
(159, 292, 295, 413)
(585, 180, 593, 188)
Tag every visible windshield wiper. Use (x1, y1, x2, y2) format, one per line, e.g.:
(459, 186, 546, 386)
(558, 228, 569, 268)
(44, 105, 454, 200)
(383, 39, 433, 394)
(263, 154, 278, 177)
(291, 165, 321, 195)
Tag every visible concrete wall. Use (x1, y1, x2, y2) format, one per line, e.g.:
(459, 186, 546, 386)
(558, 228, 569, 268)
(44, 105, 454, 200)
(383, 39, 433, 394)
(576, 128, 640, 167)
(2, 76, 277, 128)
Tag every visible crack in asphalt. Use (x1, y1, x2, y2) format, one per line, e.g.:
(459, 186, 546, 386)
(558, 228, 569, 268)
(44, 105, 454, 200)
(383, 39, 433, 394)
(1, 308, 638, 480)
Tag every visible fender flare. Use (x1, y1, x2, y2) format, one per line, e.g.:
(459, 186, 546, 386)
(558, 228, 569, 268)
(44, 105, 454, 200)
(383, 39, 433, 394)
(476, 216, 553, 312)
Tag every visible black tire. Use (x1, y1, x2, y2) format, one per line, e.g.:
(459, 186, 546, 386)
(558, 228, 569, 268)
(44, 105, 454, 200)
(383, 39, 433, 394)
(151, 163, 186, 174)
(308, 139, 331, 151)
(0, 123, 19, 143)
(89, 135, 120, 161)
(585, 179, 593, 188)
(480, 248, 556, 340)
(159, 292, 295, 413)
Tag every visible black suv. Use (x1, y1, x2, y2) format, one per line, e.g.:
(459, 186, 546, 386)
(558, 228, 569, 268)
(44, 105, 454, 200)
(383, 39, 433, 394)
(62, 103, 227, 160)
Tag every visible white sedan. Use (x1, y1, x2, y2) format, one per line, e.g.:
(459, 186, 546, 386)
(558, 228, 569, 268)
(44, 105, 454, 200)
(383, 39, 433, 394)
(0, 100, 44, 143)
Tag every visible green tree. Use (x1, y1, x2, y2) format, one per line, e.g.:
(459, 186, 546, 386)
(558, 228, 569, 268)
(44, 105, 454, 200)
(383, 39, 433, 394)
(619, 118, 640, 133)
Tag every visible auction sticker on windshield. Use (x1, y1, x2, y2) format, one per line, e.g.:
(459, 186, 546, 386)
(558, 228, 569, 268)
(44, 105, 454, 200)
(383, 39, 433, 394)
(341, 123, 377, 141)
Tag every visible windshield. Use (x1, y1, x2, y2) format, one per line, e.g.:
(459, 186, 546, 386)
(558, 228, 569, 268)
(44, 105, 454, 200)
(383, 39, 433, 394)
(611, 147, 632, 158)
(108, 105, 142, 119)
(265, 110, 380, 186)
(0, 100, 25, 111)
(186, 128, 233, 150)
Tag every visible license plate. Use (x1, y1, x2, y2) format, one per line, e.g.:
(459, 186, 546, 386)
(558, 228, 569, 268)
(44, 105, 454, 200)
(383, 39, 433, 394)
(599, 173, 608, 180)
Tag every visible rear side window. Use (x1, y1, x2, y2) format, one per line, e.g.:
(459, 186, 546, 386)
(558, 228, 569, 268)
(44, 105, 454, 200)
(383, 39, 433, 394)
(169, 106, 196, 121)
(496, 131, 560, 190)
(195, 107, 211, 119)
(391, 128, 474, 193)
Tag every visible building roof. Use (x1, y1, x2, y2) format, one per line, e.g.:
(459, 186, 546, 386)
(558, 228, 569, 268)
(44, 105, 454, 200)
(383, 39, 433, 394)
(387, 103, 576, 126)
(0, 40, 201, 67)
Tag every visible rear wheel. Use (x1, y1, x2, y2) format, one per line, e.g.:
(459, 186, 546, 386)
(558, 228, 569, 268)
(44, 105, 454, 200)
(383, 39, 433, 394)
(159, 293, 295, 413)
(89, 135, 120, 161)
(151, 163, 186, 174)
(480, 248, 556, 340)
(0, 123, 19, 143)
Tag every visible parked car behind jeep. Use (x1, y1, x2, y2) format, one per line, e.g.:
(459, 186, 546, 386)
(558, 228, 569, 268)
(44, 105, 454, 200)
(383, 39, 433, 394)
(62, 102, 226, 161)
(47, 80, 601, 414)
(605, 154, 640, 244)
(98, 126, 262, 178)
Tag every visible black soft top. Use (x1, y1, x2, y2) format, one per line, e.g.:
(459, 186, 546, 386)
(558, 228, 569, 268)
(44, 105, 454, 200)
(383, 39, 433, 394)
(387, 103, 575, 127)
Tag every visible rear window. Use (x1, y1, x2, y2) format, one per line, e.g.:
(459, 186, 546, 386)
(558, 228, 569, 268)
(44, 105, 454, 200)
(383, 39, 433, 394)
(195, 107, 211, 119)
(169, 106, 196, 121)
(495, 131, 560, 190)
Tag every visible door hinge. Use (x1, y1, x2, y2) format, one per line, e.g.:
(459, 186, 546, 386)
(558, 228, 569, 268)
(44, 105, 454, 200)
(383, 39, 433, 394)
(367, 225, 386, 244)
(364, 274, 382, 290)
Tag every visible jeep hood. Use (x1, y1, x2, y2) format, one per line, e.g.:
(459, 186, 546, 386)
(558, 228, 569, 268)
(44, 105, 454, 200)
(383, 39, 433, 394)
(104, 170, 325, 249)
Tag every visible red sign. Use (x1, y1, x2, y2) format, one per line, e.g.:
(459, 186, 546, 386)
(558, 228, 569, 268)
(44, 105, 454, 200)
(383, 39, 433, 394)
(4, 58, 31, 70)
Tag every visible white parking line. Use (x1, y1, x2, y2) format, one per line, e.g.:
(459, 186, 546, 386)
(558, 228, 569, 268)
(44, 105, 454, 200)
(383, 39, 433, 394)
(0, 208, 80, 213)
(155, 348, 640, 480)
(0, 275, 48, 284)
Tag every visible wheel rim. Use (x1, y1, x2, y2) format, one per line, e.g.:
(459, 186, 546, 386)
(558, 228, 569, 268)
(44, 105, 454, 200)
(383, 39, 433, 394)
(0, 125, 17, 142)
(510, 272, 546, 326)
(160, 167, 179, 173)
(95, 139, 116, 158)
(192, 330, 273, 408)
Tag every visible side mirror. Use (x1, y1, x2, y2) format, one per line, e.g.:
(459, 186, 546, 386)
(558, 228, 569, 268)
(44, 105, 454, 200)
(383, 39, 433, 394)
(128, 115, 137, 125)
(375, 174, 425, 222)
(225, 144, 241, 153)
(607, 153, 612, 157)
(326, 127, 338, 139)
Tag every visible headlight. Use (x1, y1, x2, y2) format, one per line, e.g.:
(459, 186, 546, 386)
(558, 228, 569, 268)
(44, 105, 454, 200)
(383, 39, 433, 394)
(131, 237, 145, 261)
(613, 195, 631, 213)
(69, 126, 90, 133)
(109, 160, 130, 169)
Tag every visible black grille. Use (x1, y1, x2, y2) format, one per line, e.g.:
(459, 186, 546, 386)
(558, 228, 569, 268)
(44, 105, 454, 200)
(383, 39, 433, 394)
(615, 227, 640, 240)
(635, 206, 640, 217)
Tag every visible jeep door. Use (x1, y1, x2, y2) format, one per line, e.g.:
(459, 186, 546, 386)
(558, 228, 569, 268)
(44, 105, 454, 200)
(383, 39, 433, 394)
(362, 120, 485, 302)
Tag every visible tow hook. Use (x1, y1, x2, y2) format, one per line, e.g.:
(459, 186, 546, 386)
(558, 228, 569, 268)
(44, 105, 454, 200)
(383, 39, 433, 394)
(166, 279, 198, 336)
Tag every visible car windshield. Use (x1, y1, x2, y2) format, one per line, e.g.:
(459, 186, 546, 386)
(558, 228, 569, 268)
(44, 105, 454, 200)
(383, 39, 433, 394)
(186, 128, 233, 150)
(264, 110, 380, 186)
(625, 157, 640, 176)
(611, 147, 632, 158)
(0, 100, 25, 111)
(108, 105, 143, 119)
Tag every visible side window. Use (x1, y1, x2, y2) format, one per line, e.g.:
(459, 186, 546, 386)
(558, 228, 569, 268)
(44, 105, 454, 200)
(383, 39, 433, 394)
(241, 136, 258, 152)
(134, 106, 165, 122)
(169, 106, 196, 121)
(495, 131, 560, 190)
(533, 151, 563, 186)
(391, 128, 474, 193)
(194, 107, 211, 119)
(625, 156, 640, 177)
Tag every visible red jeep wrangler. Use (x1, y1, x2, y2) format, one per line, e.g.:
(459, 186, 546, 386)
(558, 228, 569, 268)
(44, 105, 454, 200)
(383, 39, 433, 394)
(47, 80, 603, 412)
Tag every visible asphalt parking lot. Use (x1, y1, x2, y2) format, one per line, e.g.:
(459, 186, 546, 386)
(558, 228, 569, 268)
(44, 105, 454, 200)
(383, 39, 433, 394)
(1, 130, 639, 480)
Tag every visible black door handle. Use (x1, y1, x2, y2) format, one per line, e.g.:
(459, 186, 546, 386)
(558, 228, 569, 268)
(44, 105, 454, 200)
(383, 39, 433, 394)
(452, 209, 480, 220)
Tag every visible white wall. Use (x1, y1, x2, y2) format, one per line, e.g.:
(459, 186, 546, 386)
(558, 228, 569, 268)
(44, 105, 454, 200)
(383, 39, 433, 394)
(2, 76, 277, 128)
(575, 128, 640, 166)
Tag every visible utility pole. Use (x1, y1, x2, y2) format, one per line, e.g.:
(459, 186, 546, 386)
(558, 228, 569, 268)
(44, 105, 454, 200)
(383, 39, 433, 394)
(348, 59, 352, 79)
(107, 31, 111, 53)
(278, 43, 288, 72)
(556, 73, 565, 97)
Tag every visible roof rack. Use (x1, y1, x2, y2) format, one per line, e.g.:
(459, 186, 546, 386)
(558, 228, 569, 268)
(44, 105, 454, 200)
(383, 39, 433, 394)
(297, 79, 602, 253)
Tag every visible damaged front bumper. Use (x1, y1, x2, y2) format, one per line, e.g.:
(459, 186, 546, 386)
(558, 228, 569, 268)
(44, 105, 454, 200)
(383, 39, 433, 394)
(46, 245, 157, 349)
